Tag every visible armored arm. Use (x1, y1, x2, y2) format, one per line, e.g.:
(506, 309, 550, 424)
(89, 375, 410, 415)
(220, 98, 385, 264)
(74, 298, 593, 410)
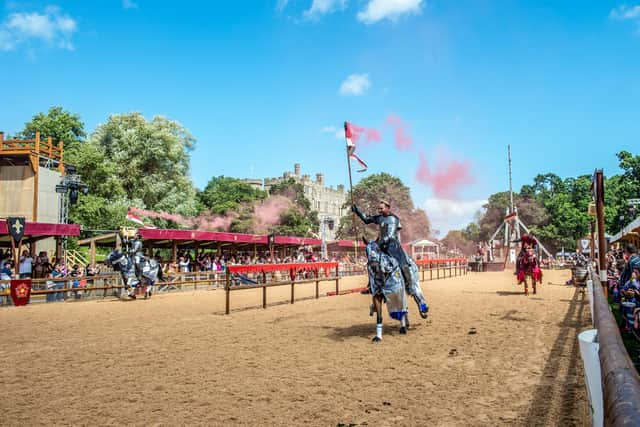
(352, 205, 375, 224)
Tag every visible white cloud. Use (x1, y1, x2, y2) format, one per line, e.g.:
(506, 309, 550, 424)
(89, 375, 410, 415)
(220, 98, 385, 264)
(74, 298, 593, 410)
(339, 73, 371, 96)
(357, 0, 423, 24)
(610, 4, 640, 20)
(304, 0, 347, 20)
(423, 198, 486, 235)
(0, 6, 77, 51)
(123, 0, 139, 10)
(320, 125, 345, 139)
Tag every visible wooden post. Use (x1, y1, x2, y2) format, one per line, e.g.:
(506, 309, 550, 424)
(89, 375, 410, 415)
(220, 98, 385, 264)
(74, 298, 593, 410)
(58, 140, 64, 173)
(172, 241, 177, 264)
(0, 131, 3, 148)
(437, 263, 440, 280)
(595, 170, 607, 288)
(90, 239, 96, 266)
(263, 286, 267, 309)
(291, 282, 295, 304)
(32, 136, 39, 221)
(430, 263, 433, 280)
(225, 268, 230, 315)
(335, 263, 339, 295)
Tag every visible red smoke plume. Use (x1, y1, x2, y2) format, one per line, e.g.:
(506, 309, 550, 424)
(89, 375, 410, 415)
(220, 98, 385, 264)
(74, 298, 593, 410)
(347, 122, 381, 147)
(129, 207, 236, 230)
(415, 149, 474, 198)
(252, 196, 293, 234)
(386, 114, 413, 151)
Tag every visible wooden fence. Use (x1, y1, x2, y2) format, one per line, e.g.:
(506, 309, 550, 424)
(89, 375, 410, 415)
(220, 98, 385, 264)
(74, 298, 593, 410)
(590, 269, 640, 424)
(224, 258, 468, 315)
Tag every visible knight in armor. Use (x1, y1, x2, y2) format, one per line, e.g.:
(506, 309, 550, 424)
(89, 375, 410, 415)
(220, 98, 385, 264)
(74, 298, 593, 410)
(516, 235, 542, 284)
(352, 200, 429, 317)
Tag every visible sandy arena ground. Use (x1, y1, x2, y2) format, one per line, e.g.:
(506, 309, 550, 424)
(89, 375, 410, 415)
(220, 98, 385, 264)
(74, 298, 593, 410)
(0, 269, 591, 426)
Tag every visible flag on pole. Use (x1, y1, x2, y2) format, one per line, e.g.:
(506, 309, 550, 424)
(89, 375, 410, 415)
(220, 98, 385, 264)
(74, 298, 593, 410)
(126, 209, 158, 229)
(126, 210, 145, 226)
(344, 121, 368, 172)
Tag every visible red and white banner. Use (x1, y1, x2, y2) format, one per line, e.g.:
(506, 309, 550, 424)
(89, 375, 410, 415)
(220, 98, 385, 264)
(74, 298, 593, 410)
(126, 211, 145, 226)
(126, 209, 157, 228)
(344, 121, 368, 172)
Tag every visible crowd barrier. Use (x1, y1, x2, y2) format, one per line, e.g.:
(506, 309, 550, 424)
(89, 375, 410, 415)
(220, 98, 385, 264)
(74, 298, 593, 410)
(224, 258, 468, 315)
(583, 268, 640, 425)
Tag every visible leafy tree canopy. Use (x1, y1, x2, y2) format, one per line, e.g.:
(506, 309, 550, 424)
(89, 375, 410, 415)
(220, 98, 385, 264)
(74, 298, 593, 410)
(336, 173, 431, 243)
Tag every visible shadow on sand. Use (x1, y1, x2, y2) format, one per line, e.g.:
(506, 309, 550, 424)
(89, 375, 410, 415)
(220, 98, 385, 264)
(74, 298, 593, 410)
(524, 288, 588, 424)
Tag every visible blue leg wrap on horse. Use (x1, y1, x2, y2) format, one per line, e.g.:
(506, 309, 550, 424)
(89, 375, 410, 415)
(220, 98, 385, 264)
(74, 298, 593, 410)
(390, 311, 407, 321)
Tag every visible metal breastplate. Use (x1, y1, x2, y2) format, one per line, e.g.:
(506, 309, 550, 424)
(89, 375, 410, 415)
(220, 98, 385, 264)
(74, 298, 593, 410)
(378, 215, 400, 241)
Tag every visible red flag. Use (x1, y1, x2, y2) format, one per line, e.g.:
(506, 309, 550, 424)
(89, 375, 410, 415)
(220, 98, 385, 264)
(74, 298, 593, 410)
(126, 210, 145, 226)
(344, 121, 368, 172)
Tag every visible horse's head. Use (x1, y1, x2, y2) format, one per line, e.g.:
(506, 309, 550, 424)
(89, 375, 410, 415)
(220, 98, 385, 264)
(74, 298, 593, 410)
(363, 238, 382, 267)
(105, 250, 127, 271)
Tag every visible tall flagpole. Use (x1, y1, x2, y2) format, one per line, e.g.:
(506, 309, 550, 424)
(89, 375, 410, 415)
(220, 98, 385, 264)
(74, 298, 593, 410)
(344, 121, 358, 259)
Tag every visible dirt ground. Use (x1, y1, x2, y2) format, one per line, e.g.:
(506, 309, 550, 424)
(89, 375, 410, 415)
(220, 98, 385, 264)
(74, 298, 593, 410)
(0, 269, 591, 426)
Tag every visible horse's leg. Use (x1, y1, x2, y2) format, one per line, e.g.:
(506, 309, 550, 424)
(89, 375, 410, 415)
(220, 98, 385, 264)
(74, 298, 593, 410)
(403, 264, 429, 318)
(373, 294, 383, 342)
(524, 276, 528, 296)
(532, 275, 537, 294)
(399, 315, 407, 334)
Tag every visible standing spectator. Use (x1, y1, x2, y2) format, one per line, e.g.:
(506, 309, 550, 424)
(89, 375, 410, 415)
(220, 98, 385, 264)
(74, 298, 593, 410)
(69, 264, 83, 300)
(19, 250, 33, 279)
(178, 256, 190, 273)
(47, 262, 66, 302)
(619, 244, 640, 288)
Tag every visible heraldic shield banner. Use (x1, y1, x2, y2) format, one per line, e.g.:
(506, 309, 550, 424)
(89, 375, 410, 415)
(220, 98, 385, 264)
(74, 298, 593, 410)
(7, 217, 26, 245)
(10, 279, 32, 306)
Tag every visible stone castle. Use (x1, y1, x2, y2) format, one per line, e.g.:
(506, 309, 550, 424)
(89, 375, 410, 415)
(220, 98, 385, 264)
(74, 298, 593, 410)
(244, 163, 347, 241)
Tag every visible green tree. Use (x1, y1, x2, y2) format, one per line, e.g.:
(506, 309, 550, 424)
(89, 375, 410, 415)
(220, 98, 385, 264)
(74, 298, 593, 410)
(268, 178, 319, 236)
(18, 106, 86, 156)
(200, 176, 266, 214)
(89, 113, 199, 217)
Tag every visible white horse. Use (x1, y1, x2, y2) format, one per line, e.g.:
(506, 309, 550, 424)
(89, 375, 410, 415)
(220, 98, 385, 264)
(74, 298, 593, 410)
(364, 240, 409, 342)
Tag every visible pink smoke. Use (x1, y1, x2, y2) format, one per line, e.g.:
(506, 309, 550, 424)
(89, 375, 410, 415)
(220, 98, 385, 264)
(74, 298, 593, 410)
(415, 150, 474, 198)
(386, 114, 412, 151)
(129, 207, 236, 231)
(252, 196, 293, 234)
(347, 122, 381, 146)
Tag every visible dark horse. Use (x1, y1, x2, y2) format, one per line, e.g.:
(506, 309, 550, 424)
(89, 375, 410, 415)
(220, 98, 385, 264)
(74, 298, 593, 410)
(105, 250, 162, 299)
(364, 239, 411, 342)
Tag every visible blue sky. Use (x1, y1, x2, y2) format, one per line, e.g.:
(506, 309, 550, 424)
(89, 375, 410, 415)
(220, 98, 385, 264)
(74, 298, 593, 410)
(1, 1, 639, 235)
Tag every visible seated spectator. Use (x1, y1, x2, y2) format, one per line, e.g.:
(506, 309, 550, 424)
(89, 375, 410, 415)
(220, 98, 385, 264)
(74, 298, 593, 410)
(1, 261, 14, 305)
(619, 244, 640, 288)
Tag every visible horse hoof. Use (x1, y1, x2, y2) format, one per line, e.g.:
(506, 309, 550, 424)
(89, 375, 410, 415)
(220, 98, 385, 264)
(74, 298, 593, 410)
(372, 336, 382, 343)
(399, 327, 407, 335)
(419, 304, 429, 319)
(128, 294, 136, 300)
